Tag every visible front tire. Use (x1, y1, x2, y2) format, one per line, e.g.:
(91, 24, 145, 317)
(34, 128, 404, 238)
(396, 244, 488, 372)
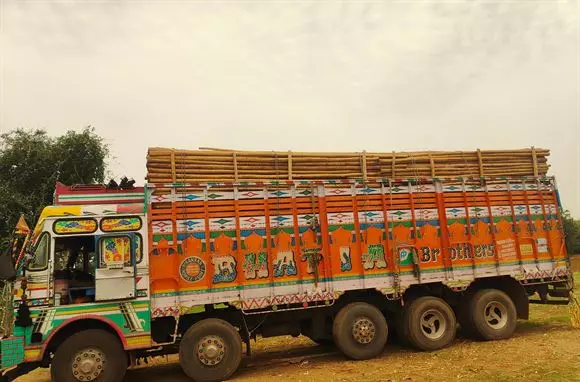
(332, 302, 388, 360)
(467, 289, 517, 341)
(403, 296, 456, 351)
(179, 318, 243, 382)
(51, 329, 127, 382)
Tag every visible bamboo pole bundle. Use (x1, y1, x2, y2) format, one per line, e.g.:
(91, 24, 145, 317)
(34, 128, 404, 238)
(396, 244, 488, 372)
(146, 147, 551, 183)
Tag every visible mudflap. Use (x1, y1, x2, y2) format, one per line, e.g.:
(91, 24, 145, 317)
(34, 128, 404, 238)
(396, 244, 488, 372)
(1, 362, 40, 381)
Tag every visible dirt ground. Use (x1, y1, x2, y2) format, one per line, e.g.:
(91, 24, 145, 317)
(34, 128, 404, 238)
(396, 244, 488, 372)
(16, 271, 580, 382)
(17, 323, 580, 382)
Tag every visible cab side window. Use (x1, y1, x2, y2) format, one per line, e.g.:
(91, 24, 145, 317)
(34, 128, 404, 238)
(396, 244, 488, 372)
(54, 236, 96, 279)
(28, 233, 50, 270)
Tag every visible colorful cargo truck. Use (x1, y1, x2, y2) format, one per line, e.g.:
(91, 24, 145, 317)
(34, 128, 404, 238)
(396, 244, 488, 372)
(0, 152, 575, 382)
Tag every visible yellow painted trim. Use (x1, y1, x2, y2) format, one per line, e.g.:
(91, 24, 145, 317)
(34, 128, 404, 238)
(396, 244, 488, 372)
(55, 306, 120, 316)
(39, 206, 83, 220)
(54, 302, 150, 316)
(24, 348, 42, 362)
(125, 334, 152, 348)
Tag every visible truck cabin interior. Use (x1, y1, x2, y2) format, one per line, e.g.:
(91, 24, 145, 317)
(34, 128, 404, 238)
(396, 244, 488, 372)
(53, 236, 96, 305)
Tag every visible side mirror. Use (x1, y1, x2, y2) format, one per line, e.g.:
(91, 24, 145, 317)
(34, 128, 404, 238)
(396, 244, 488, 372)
(0, 254, 17, 281)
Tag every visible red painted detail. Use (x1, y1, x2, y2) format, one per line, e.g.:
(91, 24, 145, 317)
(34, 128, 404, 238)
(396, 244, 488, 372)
(117, 205, 145, 213)
(39, 314, 129, 360)
(54, 182, 145, 206)
(56, 182, 145, 195)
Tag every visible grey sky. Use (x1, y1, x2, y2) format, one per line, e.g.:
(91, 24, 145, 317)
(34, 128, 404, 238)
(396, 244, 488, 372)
(1, 0, 579, 216)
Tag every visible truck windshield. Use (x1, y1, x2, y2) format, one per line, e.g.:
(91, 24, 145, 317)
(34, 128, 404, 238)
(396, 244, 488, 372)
(27, 233, 50, 270)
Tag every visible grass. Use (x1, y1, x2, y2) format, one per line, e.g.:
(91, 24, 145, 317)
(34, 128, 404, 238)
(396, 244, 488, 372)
(486, 272, 580, 382)
(526, 272, 580, 328)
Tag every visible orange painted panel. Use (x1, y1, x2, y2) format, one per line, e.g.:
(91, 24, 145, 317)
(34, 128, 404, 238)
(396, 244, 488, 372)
(242, 233, 269, 282)
(470, 220, 495, 266)
(360, 226, 388, 273)
(448, 222, 473, 269)
(272, 231, 298, 280)
(211, 234, 238, 286)
(495, 219, 518, 262)
(178, 236, 207, 290)
(300, 229, 324, 279)
(150, 238, 180, 293)
(516, 219, 536, 262)
(148, 178, 569, 310)
(416, 224, 444, 271)
(330, 228, 359, 275)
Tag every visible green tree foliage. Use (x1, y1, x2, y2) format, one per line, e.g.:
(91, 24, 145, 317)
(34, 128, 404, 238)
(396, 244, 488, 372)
(0, 127, 108, 240)
(562, 210, 580, 254)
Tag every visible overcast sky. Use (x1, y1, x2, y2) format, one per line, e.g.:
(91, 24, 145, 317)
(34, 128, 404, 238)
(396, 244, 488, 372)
(1, 0, 579, 216)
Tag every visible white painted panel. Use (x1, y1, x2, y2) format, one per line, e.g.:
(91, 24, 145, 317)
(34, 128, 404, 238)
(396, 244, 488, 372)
(95, 268, 135, 301)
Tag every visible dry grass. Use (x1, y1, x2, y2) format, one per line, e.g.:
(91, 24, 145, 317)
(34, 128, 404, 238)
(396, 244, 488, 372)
(570, 293, 580, 328)
(569, 271, 580, 328)
(570, 255, 580, 273)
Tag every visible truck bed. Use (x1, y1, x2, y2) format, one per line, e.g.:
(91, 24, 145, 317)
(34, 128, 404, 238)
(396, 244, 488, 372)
(147, 176, 570, 318)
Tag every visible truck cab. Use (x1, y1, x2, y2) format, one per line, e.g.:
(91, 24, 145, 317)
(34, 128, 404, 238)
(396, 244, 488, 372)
(1, 184, 151, 381)
(23, 209, 145, 306)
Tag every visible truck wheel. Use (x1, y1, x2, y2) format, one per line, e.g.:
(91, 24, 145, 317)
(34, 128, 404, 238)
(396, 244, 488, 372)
(403, 296, 456, 351)
(51, 329, 127, 382)
(179, 318, 242, 382)
(332, 302, 388, 360)
(467, 289, 517, 341)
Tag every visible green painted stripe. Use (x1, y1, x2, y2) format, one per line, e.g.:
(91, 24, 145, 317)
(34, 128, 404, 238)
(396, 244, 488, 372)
(60, 194, 143, 200)
(40, 301, 149, 314)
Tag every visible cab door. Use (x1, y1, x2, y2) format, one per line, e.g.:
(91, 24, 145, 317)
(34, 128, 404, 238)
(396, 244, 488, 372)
(95, 234, 136, 301)
(23, 232, 52, 303)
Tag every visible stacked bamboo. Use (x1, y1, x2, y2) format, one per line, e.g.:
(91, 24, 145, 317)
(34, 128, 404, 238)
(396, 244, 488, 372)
(146, 147, 550, 183)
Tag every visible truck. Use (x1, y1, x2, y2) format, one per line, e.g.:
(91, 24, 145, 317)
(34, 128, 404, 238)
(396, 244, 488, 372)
(0, 149, 574, 382)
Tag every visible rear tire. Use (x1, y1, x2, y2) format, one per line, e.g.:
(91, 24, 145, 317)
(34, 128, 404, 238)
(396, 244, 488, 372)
(51, 329, 127, 382)
(332, 302, 388, 360)
(403, 296, 456, 351)
(467, 289, 517, 341)
(179, 318, 243, 382)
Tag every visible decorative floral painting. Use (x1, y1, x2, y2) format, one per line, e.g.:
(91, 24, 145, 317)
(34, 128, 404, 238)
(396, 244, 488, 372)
(54, 219, 97, 234)
(101, 236, 131, 267)
(101, 217, 142, 232)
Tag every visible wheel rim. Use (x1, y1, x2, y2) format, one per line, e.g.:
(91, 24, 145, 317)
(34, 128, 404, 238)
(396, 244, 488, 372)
(71, 348, 106, 381)
(420, 309, 447, 340)
(484, 301, 508, 329)
(197, 335, 226, 366)
(352, 317, 376, 344)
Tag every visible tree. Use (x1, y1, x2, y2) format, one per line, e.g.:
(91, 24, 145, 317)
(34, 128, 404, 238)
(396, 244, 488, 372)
(0, 127, 108, 240)
(562, 210, 580, 255)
